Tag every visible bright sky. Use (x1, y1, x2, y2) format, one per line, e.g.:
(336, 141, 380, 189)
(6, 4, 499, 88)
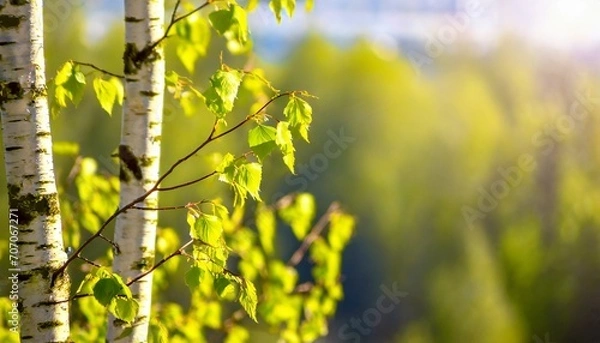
(84, 0, 600, 53)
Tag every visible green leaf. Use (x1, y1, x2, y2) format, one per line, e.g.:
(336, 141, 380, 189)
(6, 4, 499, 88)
(215, 275, 235, 298)
(93, 278, 121, 306)
(93, 77, 118, 115)
(204, 301, 223, 328)
(283, 96, 313, 142)
(203, 69, 243, 118)
(217, 155, 263, 206)
(269, 0, 296, 23)
(276, 121, 295, 173)
(279, 193, 316, 239)
(328, 212, 355, 251)
(209, 4, 250, 54)
(149, 321, 169, 343)
(269, 260, 298, 293)
(54, 61, 86, 108)
(114, 297, 139, 323)
(306, 0, 314, 11)
(110, 77, 124, 105)
(213, 202, 230, 220)
(55, 61, 73, 86)
(256, 204, 276, 255)
(184, 266, 204, 290)
(190, 213, 223, 246)
(225, 325, 250, 343)
(76, 273, 99, 295)
(246, 0, 259, 11)
(174, 15, 210, 73)
(248, 124, 277, 161)
(239, 279, 258, 322)
(236, 162, 262, 202)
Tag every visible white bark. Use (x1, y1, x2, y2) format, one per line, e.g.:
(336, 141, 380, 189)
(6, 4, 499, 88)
(108, 0, 165, 341)
(0, 0, 70, 342)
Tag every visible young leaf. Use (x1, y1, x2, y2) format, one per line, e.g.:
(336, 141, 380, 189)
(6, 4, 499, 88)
(248, 124, 277, 161)
(239, 279, 258, 322)
(203, 69, 243, 118)
(54, 61, 86, 108)
(328, 212, 355, 251)
(225, 326, 250, 343)
(236, 162, 262, 202)
(283, 96, 313, 142)
(269, 0, 296, 23)
(185, 266, 205, 290)
(279, 193, 315, 239)
(215, 275, 235, 298)
(209, 4, 250, 54)
(174, 15, 211, 72)
(114, 297, 139, 323)
(190, 213, 223, 246)
(256, 204, 276, 255)
(93, 77, 118, 115)
(93, 278, 122, 306)
(276, 121, 295, 173)
(109, 77, 124, 105)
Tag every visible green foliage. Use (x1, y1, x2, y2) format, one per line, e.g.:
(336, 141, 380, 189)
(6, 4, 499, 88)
(0, 2, 356, 343)
(283, 95, 313, 142)
(269, 0, 296, 23)
(174, 10, 210, 72)
(203, 69, 244, 121)
(92, 77, 124, 115)
(279, 193, 316, 239)
(209, 4, 251, 54)
(52, 61, 86, 115)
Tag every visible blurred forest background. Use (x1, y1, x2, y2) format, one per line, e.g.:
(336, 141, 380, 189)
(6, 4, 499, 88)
(3, 1, 600, 342)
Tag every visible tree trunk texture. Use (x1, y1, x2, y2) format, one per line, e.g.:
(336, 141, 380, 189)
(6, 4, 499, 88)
(108, 0, 165, 341)
(0, 1, 70, 341)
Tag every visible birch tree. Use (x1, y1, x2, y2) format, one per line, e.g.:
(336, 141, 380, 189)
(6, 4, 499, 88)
(1, 1, 355, 342)
(107, 0, 165, 341)
(0, 0, 70, 341)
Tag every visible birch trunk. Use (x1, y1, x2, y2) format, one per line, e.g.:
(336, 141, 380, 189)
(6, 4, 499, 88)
(107, 0, 165, 341)
(0, 0, 70, 341)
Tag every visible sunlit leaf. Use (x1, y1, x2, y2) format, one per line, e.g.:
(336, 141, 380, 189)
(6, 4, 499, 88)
(283, 96, 312, 142)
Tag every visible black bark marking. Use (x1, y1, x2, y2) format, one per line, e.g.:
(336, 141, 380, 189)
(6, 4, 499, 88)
(0, 81, 24, 105)
(38, 320, 63, 329)
(119, 144, 143, 180)
(125, 16, 144, 22)
(140, 90, 158, 97)
(7, 184, 60, 226)
(0, 15, 23, 29)
(5, 146, 23, 151)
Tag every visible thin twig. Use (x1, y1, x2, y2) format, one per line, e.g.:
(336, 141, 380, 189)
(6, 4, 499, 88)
(53, 92, 293, 284)
(126, 240, 194, 286)
(156, 171, 217, 192)
(143, 0, 212, 56)
(72, 60, 124, 79)
(287, 202, 340, 266)
(77, 256, 102, 268)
